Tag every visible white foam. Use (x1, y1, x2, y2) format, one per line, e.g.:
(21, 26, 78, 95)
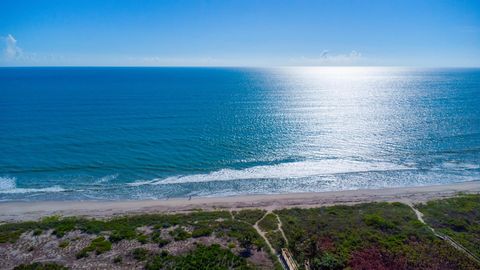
(128, 160, 412, 186)
(440, 162, 480, 170)
(95, 174, 119, 184)
(0, 176, 16, 190)
(0, 176, 66, 194)
(0, 186, 66, 194)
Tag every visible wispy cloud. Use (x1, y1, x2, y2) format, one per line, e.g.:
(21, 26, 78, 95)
(0, 36, 366, 67)
(289, 50, 365, 66)
(3, 34, 23, 60)
(1, 34, 67, 66)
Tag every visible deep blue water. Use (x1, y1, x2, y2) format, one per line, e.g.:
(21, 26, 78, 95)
(0, 67, 479, 201)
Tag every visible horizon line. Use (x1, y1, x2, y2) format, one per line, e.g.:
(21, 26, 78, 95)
(1, 65, 480, 69)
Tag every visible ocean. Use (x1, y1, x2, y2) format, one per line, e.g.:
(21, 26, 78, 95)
(0, 67, 479, 201)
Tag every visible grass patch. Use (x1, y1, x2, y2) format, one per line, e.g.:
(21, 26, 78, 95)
(109, 228, 136, 243)
(76, 236, 111, 259)
(258, 213, 278, 232)
(132, 247, 149, 261)
(220, 219, 265, 249)
(13, 262, 68, 270)
(151, 230, 171, 247)
(145, 244, 253, 270)
(169, 227, 191, 241)
(233, 209, 266, 225)
(113, 255, 122, 263)
(363, 213, 396, 231)
(191, 226, 213, 238)
(265, 230, 286, 252)
(58, 240, 69, 248)
(136, 234, 149, 244)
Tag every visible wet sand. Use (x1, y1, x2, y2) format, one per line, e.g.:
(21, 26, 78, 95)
(1, 180, 479, 222)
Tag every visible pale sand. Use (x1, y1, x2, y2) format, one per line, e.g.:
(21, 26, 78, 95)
(0, 180, 479, 222)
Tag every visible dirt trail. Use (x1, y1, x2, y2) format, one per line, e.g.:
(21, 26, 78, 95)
(272, 212, 289, 246)
(253, 211, 276, 254)
(406, 201, 480, 265)
(253, 210, 285, 269)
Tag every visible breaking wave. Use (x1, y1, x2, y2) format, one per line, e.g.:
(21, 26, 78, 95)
(0, 176, 66, 194)
(128, 159, 413, 186)
(94, 174, 119, 184)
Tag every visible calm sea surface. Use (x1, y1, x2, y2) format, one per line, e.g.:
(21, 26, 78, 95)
(0, 67, 479, 201)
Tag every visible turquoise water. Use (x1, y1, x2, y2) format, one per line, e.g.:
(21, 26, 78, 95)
(0, 67, 479, 201)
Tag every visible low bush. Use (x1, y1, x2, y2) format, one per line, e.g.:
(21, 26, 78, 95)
(169, 227, 191, 241)
(113, 255, 122, 263)
(191, 226, 213, 238)
(13, 262, 68, 270)
(136, 234, 149, 244)
(145, 244, 252, 270)
(76, 236, 111, 259)
(233, 209, 266, 225)
(58, 241, 69, 248)
(132, 247, 149, 261)
(258, 213, 278, 232)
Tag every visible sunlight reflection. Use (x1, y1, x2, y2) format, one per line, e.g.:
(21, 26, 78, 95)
(269, 67, 418, 162)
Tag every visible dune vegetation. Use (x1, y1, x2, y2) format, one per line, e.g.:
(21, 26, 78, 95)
(1, 195, 479, 269)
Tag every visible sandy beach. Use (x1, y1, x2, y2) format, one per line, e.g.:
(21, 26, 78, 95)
(1, 180, 479, 222)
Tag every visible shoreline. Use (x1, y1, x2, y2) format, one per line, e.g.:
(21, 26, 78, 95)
(1, 180, 479, 222)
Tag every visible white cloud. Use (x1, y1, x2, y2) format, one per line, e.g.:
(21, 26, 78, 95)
(3, 34, 23, 60)
(290, 50, 364, 66)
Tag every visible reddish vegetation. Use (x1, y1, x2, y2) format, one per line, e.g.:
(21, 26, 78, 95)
(316, 236, 335, 252)
(348, 246, 407, 270)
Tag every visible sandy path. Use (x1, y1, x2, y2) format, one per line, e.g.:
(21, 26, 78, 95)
(253, 211, 276, 254)
(406, 202, 480, 265)
(274, 213, 289, 246)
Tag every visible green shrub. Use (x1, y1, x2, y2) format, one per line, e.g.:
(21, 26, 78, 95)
(151, 230, 171, 247)
(266, 230, 285, 252)
(13, 262, 68, 270)
(222, 220, 265, 249)
(169, 227, 191, 241)
(363, 214, 396, 230)
(234, 209, 266, 225)
(136, 234, 149, 244)
(76, 236, 111, 259)
(312, 252, 344, 270)
(191, 227, 213, 238)
(109, 229, 136, 243)
(132, 247, 149, 261)
(145, 244, 252, 270)
(0, 229, 22, 243)
(258, 213, 278, 232)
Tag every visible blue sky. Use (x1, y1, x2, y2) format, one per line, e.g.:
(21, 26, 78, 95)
(0, 0, 479, 66)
